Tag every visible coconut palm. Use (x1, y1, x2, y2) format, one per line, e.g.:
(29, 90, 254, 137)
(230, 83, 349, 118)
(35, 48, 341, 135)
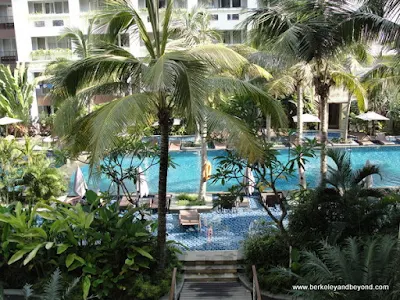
(0, 63, 35, 125)
(325, 148, 380, 197)
(290, 236, 400, 300)
(243, 0, 376, 184)
(52, 0, 286, 268)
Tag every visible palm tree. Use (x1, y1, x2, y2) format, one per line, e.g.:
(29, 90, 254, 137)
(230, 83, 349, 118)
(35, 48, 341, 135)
(290, 236, 400, 300)
(244, 0, 379, 184)
(325, 148, 380, 197)
(52, 0, 286, 269)
(0, 63, 36, 125)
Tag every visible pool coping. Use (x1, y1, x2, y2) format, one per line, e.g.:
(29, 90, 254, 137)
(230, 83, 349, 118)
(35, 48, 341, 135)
(177, 249, 244, 261)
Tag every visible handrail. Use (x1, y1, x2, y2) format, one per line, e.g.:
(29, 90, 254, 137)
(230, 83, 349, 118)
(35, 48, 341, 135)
(169, 267, 177, 300)
(252, 265, 262, 300)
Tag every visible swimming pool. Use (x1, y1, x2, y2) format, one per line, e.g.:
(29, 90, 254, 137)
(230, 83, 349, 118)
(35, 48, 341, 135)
(162, 197, 280, 251)
(70, 145, 400, 194)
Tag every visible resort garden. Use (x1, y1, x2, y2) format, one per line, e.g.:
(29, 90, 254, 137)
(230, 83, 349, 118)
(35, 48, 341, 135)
(1, 0, 400, 299)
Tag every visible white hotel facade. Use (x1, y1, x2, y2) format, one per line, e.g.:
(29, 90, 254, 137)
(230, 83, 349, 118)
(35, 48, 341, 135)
(7, 0, 259, 119)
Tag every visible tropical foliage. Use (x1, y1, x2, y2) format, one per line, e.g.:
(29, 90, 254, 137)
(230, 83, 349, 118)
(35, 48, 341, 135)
(0, 192, 180, 299)
(0, 63, 36, 124)
(0, 139, 66, 204)
(290, 236, 400, 300)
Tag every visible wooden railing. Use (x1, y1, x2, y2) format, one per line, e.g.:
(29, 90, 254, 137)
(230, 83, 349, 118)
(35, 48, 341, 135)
(252, 265, 262, 300)
(169, 267, 178, 300)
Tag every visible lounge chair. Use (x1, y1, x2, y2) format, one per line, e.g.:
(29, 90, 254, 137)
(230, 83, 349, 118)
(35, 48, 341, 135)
(261, 192, 284, 207)
(119, 195, 139, 209)
(169, 140, 181, 151)
(149, 194, 172, 212)
(375, 133, 395, 145)
(353, 133, 375, 146)
(179, 209, 201, 230)
(213, 141, 227, 150)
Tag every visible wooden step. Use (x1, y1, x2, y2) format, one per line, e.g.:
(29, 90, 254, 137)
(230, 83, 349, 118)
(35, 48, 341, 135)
(183, 264, 242, 275)
(180, 282, 252, 300)
(184, 272, 238, 282)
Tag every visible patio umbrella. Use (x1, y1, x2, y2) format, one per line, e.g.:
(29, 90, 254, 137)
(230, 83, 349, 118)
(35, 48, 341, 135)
(152, 118, 181, 127)
(243, 167, 255, 195)
(136, 167, 149, 197)
(365, 160, 373, 188)
(292, 114, 321, 123)
(73, 166, 88, 198)
(0, 116, 22, 136)
(356, 112, 389, 135)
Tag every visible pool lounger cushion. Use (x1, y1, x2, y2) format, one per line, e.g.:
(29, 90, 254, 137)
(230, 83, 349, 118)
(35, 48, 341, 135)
(179, 209, 201, 229)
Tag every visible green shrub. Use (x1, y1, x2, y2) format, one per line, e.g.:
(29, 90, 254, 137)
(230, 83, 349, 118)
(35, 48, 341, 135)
(176, 193, 198, 201)
(243, 230, 292, 293)
(289, 188, 400, 249)
(0, 192, 180, 299)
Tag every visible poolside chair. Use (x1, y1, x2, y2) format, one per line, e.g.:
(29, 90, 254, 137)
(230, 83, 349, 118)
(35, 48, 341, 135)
(149, 194, 172, 212)
(119, 195, 139, 209)
(179, 209, 201, 230)
(169, 140, 181, 151)
(375, 133, 395, 145)
(353, 132, 375, 146)
(213, 141, 227, 150)
(65, 196, 84, 205)
(261, 192, 284, 207)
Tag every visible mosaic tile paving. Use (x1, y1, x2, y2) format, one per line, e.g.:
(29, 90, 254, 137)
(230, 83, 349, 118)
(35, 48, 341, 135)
(159, 198, 282, 251)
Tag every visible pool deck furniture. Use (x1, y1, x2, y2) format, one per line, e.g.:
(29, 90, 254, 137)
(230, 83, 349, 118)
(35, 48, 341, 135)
(375, 133, 396, 145)
(236, 197, 250, 208)
(179, 209, 201, 230)
(353, 132, 375, 146)
(150, 194, 172, 212)
(119, 195, 139, 209)
(213, 141, 227, 150)
(261, 192, 285, 207)
(65, 196, 83, 205)
(169, 140, 181, 151)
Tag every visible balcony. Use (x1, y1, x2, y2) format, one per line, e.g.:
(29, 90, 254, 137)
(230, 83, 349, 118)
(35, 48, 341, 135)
(31, 48, 72, 61)
(199, 0, 247, 9)
(0, 50, 17, 63)
(0, 16, 13, 29)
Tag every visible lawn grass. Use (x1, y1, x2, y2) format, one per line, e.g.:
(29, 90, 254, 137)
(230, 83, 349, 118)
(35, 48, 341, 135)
(176, 193, 206, 206)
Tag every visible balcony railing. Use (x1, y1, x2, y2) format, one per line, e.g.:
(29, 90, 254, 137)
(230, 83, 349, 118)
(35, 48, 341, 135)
(31, 49, 72, 61)
(0, 51, 17, 62)
(0, 16, 14, 29)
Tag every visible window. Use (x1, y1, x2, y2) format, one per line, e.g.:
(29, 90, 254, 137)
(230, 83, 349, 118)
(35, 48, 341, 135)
(34, 21, 45, 27)
(119, 33, 130, 47)
(232, 30, 242, 43)
(29, 1, 69, 14)
(221, 31, 243, 44)
(53, 20, 64, 26)
(210, 14, 218, 21)
(32, 36, 70, 50)
(221, 0, 230, 7)
(33, 3, 43, 13)
(232, 0, 240, 7)
(227, 14, 239, 20)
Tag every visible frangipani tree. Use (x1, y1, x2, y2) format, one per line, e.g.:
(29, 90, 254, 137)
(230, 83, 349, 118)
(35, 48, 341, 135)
(52, 0, 286, 268)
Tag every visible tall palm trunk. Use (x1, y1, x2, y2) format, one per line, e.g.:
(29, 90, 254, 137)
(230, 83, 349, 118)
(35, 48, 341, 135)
(157, 107, 170, 270)
(296, 84, 306, 188)
(198, 118, 207, 200)
(343, 92, 352, 142)
(316, 82, 330, 185)
(265, 115, 271, 142)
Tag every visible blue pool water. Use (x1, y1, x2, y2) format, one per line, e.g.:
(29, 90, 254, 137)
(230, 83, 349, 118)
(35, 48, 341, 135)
(302, 130, 341, 140)
(71, 146, 400, 194)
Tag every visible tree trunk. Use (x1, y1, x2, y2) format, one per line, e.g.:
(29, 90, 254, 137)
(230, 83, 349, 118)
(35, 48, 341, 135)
(157, 108, 170, 270)
(343, 93, 352, 142)
(198, 118, 208, 201)
(296, 84, 306, 188)
(265, 115, 271, 142)
(318, 89, 329, 185)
